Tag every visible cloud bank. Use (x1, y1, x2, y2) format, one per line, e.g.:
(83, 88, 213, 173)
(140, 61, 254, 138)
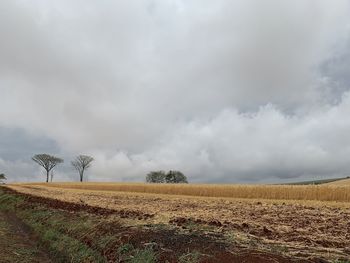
(1, 0, 350, 183)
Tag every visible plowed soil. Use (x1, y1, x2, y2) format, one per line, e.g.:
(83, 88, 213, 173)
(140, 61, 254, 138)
(7, 184, 350, 262)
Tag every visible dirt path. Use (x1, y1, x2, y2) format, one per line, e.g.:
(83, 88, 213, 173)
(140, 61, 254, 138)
(0, 211, 51, 263)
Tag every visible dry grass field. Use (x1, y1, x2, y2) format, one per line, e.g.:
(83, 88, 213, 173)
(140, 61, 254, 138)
(327, 178, 350, 185)
(5, 182, 350, 262)
(15, 181, 350, 202)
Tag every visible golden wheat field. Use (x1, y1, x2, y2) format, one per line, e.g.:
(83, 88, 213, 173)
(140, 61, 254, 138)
(327, 178, 350, 185)
(15, 181, 350, 202)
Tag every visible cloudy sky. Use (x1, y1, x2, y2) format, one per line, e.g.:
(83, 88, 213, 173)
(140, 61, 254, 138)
(1, 0, 350, 183)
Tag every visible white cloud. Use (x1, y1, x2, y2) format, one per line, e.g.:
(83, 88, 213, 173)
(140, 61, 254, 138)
(1, 0, 350, 182)
(87, 92, 350, 183)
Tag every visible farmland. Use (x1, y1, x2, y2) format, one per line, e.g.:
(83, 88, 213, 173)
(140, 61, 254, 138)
(1, 182, 350, 262)
(14, 181, 350, 202)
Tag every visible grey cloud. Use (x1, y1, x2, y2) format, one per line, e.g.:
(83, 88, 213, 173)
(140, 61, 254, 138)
(320, 33, 350, 104)
(89, 95, 350, 183)
(0, 158, 40, 182)
(0, 127, 58, 161)
(1, 1, 350, 183)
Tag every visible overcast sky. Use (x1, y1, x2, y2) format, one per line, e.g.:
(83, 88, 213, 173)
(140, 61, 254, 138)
(1, 0, 350, 183)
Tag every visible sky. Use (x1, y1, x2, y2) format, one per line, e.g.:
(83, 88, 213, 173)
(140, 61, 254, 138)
(1, 0, 350, 183)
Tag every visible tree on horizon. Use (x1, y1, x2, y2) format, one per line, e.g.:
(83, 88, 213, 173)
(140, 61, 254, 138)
(0, 173, 6, 183)
(32, 154, 64, 183)
(71, 155, 94, 182)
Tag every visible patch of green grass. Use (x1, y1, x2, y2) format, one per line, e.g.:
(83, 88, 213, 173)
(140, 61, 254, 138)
(117, 244, 157, 263)
(32, 216, 105, 262)
(69, 217, 96, 233)
(0, 189, 24, 211)
(28, 217, 105, 263)
(128, 247, 157, 263)
(15, 247, 40, 256)
(96, 235, 117, 250)
(118, 243, 135, 255)
(178, 250, 201, 263)
(0, 188, 106, 263)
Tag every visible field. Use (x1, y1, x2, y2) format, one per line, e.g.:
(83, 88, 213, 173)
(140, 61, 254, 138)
(14, 181, 350, 201)
(326, 178, 350, 185)
(1, 182, 350, 262)
(285, 177, 350, 185)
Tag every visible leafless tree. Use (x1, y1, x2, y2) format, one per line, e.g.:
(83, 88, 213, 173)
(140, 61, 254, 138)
(71, 155, 94, 182)
(32, 154, 64, 183)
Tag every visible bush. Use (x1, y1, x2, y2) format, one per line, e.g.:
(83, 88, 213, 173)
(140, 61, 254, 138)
(146, 170, 188, 184)
(0, 173, 6, 184)
(165, 171, 188, 184)
(146, 171, 166, 183)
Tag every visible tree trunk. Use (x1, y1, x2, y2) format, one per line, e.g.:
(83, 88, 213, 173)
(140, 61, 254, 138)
(80, 168, 85, 182)
(46, 170, 49, 183)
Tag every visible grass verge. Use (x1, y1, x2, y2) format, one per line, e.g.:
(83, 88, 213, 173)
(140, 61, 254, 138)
(0, 187, 105, 262)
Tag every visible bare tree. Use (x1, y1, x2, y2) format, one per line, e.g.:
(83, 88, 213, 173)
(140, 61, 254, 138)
(71, 155, 94, 182)
(32, 154, 64, 183)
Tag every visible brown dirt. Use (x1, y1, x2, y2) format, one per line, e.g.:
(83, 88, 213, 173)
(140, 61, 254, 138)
(14, 188, 154, 220)
(6, 184, 350, 262)
(86, 219, 309, 263)
(121, 228, 310, 263)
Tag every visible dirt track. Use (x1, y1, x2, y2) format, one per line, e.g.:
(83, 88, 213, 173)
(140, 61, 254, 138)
(7, 184, 350, 261)
(0, 211, 51, 263)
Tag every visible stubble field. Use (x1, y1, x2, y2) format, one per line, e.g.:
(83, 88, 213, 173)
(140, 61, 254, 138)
(4, 182, 350, 262)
